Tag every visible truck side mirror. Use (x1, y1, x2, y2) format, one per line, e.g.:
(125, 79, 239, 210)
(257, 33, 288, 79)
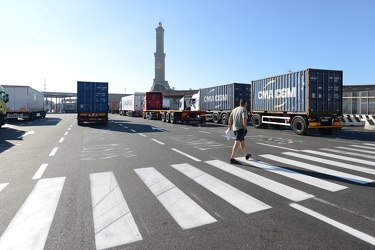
(3, 94, 9, 103)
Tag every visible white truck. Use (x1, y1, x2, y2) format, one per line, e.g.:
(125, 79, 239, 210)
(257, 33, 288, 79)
(3, 85, 46, 120)
(120, 92, 145, 117)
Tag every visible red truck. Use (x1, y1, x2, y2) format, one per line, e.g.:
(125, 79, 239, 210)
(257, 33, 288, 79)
(142, 92, 205, 125)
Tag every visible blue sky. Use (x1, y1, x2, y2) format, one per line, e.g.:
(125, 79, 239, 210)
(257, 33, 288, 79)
(0, 0, 374, 94)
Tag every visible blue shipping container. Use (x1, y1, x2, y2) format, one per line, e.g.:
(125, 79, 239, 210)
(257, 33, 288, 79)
(199, 83, 251, 111)
(77, 81, 108, 112)
(251, 69, 342, 115)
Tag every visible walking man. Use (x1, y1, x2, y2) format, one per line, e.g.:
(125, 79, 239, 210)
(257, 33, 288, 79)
(227, 99, 251, 164)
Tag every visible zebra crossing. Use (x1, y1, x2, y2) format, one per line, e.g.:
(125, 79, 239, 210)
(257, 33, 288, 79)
(1, 143, 375, 249)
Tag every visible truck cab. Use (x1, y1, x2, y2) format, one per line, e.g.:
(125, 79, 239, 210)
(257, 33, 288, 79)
(190, 92, 200, 111)
(179, 95, 193, 111)
(0, 85, 10, 128)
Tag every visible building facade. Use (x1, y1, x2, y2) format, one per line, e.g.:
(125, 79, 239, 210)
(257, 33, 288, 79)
(343, 85, 375, 115)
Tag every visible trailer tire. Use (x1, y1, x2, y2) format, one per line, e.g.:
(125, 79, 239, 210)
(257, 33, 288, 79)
(221, 113, 228, 125)
(170, 113, 175, 124)
(292, 117, 307, 135)
(162, 113, 167, 122)
(166, 113, 170, 123)
(252, 114, 262, 128)
(213, 113, 221, 124)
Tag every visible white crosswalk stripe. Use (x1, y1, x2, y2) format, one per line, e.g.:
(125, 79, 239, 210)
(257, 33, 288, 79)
(351, 144, 375, 150)
(0, 177, 65, 250)
(171, 163, 271, 214)
(205, 160, 314, 202)
(236, 157, 347, 192)
(302, 150, 375, 166)
(90, 172, 142, 249)
(134, 167, 217, 229)
(320, 148, 375, 160)
(259, 154, 374, 185)
(283, 152, 375, 177)
(336, 146, 375, 155)
(0, 183, 8, 193)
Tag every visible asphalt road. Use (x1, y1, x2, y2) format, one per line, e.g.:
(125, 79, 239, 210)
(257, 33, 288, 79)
(0, 113, 375, 250)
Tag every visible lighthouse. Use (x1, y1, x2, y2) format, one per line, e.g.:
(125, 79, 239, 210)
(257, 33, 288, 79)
(150, 22, 171, 91)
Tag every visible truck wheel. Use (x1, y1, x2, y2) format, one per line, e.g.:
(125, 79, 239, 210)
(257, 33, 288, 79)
(292, 117, 307, 135)
(252, 114, 262, 128)
(221, 113, 228, 125)
(170, 113, 176, 124)
(213, 113, 221, 124)
(166, 113, 170, 123)
(162, 113, 167, 122)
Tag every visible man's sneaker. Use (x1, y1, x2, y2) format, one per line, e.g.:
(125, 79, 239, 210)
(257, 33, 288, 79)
(230, 158, 240, 164)
(245, 154, 251, 160)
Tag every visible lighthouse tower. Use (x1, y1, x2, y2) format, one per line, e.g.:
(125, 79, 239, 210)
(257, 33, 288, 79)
(150, 22, 171, 91)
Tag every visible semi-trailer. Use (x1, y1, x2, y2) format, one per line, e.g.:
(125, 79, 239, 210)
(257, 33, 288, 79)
(251, 68, 343, 135)
(142, 92, 206, 125)
(77, 81, 108, 126)
(109, 100, 120, 114)
(3, 85, 46, 120)
(0, 85, 10, 128)
(120, 92, 145, 117)
(190, 83, 251, 124)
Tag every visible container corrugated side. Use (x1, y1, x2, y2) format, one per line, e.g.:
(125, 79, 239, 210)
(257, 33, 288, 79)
(251, 69, 343, 115)
(251, 70, 307, 114)
(199, 83, 250, 111)
(77, 81, 108, 112)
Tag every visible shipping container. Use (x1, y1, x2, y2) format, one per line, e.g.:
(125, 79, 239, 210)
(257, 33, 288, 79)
(120, 93, 145, 116)
(3, 85, 46, 120)
(191, 83, 251, 124)
(77, 81, 108, 125)
(109, 100, 120, 114)
(251, 68, 343, 135)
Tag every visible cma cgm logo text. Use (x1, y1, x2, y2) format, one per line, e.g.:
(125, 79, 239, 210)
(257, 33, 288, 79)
(203, 89, 228, 102)
(258, 80, 296, 100)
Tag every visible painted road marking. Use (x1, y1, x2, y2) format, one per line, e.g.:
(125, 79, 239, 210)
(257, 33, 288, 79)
(135, 167, 216, 229)
(32, 164, 48, 180)
(290, 203, 375, 247)
(240, 156, 347, 192)
(302, 150, 375, 166)
(283, 152, 375, 178)
(64, 132, 68, 136)
(151, 139, 164, 145)
(171, 148, 201, 162)
(172, 163, 271, 214)
(49, 147, 58, 156)
(90, 172, 142, 249)
(59, 137, 65, 143)
(199, 131, 211, 134)
(130, 129, 136, 132)
(255, 142, 300, 152)
(351, 144, 375, 150)
(205, 160, 314, 202)
(0, 183, 8, 193)
(138, 133, 147, 137)
(336, 146, 375, 155)
(0, 177, 65, 250)
(320, 148, 375, 160)
(17, 130, 35, 139)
